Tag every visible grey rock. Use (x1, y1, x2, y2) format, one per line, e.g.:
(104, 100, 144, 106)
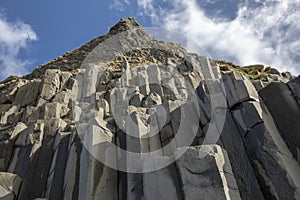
(232, 101, 263, 136)
(60, 71, 73, 89)
(175, 145, 241, 200)
(63, 134, 82, 200)
(270, 68, 280, 75)
(244, 103, 300, 200)
(259, 82, 300, 162)
(53, 89, 71, 105)
(160, 125, 173, 143)
(14, 80, 40, 107)
(45, 118, 67, 136)
(252, 80, 264, 91)
(40, 69, 60, 100)
(0, 172, 22, 200)
(22, 106, 41, 123)
(217, 111, 265, 200)
(0, 140, 14, 171)
(9, 122, 27, 140)
(44, 102, 62, 120)
(288, 76, 300, 106)
(0, 104, 12, 116)
(18, 136, 55, 200)
(0, 105, 19, 124)
(143, 157, 181, 200)
(222, 71, 258, 108)
(45, 132, 71, 200)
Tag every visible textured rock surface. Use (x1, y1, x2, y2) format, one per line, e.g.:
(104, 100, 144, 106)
(175, 145, 241, 200)
(0, 18, 300, 200)
(0, 172, 22, 200)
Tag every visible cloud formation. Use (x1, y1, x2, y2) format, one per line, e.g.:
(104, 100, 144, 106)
(110, 0, 130, 11)
(136, 0, 300, 74)
(0, 12, 37, 80)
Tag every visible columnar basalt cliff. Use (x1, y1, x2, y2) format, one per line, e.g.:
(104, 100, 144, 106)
(0, 18, 300, 200)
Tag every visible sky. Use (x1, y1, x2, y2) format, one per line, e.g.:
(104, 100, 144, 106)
(0, 0, 300, 80)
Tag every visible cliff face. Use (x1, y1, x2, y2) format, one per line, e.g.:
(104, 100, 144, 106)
(0, 18, 300, 200)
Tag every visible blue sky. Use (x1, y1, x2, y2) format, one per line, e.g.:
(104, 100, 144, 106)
(0, 0, 300, 80)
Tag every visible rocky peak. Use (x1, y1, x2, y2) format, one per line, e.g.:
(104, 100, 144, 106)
(108, 17, 142, 35)
(15, 18, 144, 81)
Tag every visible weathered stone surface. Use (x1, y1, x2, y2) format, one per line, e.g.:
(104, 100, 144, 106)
(0, 172, 22, 200)
(79, 145, 118, 200)
(82, 65, 99, 97)
(288, 76, 300, 105)
(39, 69, 60, 100)
(0, 105, 19, 124)
(45, 132, 71, 200)
(53, 89, 71, 105)
(232, 101, 263, 136)
(259, 82, 300, 162)
(222, 71, 258, 108)
(18, 136, 55, 200)
(143, 157, 181, 200)
(63, 134, 82, 200)
(44, 102, 62, 120)
(7, 122, 43, 178)
(175, 145, 241, 200)
(14, 80, 40, 107)
(45, 118, 68, 136)
(232, 98, 300, 199)
(252, 80, 264, 91)
(245, 122, 300, 200)
(0, 104, 12, 115)
(22, 106, 41, 123)
(0, 140, 14, 171)
(217, 111, 265, 200)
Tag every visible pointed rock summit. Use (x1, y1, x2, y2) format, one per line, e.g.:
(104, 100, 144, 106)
(20, 18, 144, 80)
(0, 18, 300, 200)
(108, 17, 142, 34)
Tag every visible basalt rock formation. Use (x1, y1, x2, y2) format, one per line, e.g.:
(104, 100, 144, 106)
(0, 18, 300, 200)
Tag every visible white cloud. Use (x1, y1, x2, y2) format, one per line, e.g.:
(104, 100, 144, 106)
(110, 0, 130, 11)
(0, 12, 37, 80)
(137, 0, 300, 74)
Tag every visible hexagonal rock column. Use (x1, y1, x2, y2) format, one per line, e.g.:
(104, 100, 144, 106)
(0, 172, 22, 200)
(175, 145, 241, 200)
(259, 82, 300, 162)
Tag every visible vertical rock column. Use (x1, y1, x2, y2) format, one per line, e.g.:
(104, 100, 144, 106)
(0, 172, 22, 200)
(175, 145, 241, 200)
(220, 71, 265, 200)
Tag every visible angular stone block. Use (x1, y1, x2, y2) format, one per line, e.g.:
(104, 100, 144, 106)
(222, 71, 258, 108)
(288, 76, 300, 106)
(259, 82, 300, 162)
(45, 132, 71, 200)
(0, 106, 19, 124)
(40, 69, 61, 100)
(44, 102, 62, 120)
(14, 81, 40, 107)
(244, 103, 300, 200)
(22, 106, 41, 124)
(232, 101, 263, 136)
(0, 140, 14, 171)
(143, 157, 181, 200)
(217, 112, 265, 200)
(175, 145, 241, 200)
(0, 172, 22, 200)
(63, 135, 82, 200)
(17, 136, 55, 200)
(45, 118, 67, 136)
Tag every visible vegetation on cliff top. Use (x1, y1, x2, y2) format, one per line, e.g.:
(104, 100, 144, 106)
(215, 60, 272, 81)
